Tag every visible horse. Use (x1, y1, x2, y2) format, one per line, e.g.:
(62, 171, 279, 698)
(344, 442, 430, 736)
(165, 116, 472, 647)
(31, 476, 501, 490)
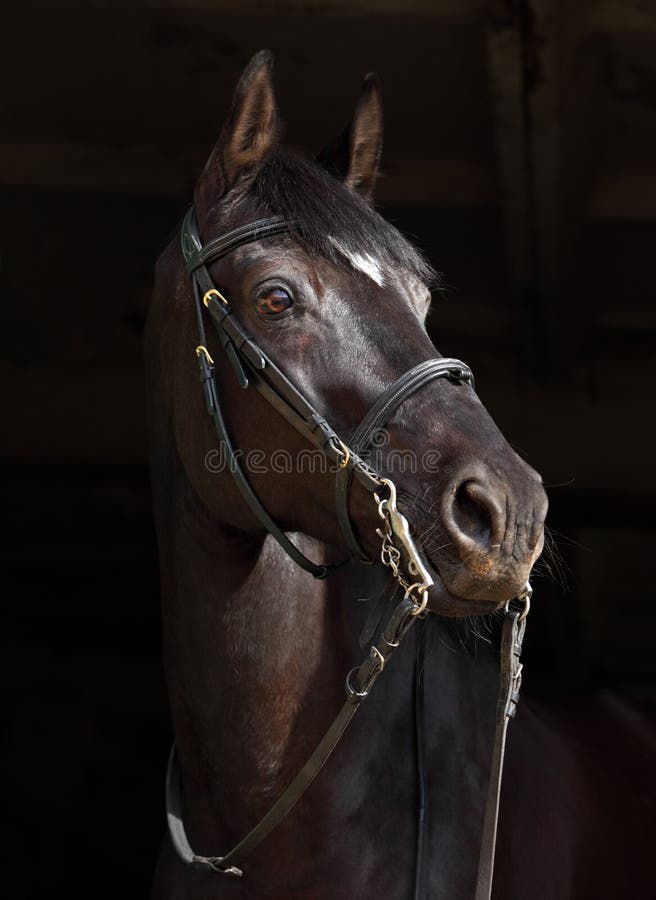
(145, 51, 651, 899)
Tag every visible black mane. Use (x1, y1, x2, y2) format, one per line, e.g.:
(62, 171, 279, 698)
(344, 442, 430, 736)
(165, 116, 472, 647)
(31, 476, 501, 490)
(246, 150, 437, 286)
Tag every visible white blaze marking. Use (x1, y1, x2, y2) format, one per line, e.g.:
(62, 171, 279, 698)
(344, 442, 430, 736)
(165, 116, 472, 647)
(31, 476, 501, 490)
(329, 237, 386, 287)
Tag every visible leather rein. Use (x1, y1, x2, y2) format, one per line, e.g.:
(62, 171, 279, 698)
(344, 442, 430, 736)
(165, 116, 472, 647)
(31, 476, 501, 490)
(165, 207, 531, 899)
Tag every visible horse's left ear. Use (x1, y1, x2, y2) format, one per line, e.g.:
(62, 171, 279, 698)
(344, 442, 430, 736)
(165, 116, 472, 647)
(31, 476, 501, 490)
(195, 49, 278, 220)
(317, 73, 383, 201)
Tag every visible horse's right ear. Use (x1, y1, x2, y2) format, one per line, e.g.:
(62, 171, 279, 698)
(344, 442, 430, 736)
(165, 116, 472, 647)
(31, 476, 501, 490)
(317, 73, 383, 201)
(194, 50, 278, 220)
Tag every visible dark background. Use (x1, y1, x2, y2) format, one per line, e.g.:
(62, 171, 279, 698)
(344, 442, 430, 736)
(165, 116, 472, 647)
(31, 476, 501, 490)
(2, 2, 654, 897)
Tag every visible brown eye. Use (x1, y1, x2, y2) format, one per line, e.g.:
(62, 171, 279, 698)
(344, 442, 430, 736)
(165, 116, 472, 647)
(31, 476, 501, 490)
(256, 287, 293, 317)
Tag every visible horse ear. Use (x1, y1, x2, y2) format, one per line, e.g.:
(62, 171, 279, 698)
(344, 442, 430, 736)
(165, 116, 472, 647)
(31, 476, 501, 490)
(195, 50, 278, 218)
(317, 73, 383, 201)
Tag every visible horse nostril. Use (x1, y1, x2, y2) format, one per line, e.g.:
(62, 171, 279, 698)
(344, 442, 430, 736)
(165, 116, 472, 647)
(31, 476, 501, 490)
(445, 479, 505, 557)
(453, 481, 492, 547)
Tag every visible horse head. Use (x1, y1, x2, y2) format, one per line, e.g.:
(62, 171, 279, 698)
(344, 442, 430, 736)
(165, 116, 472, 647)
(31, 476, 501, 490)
(154, 50, 547, 617)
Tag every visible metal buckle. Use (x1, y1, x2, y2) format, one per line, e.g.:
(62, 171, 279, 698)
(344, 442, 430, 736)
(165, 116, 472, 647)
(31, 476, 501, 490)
(370, 645, 385, 671)
(207, 858, 243, 877)
(333, 437, 351, 469)
(195, 345, 214, 365)
(203, 288, 230, 308)
(345, 667, 369, 700)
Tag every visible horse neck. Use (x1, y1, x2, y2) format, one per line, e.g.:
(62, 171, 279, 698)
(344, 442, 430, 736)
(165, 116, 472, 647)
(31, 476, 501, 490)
(156, 461, 400, 836)
(421, 617, 500, 894)
(159, 481, 500, 883)
(147, 255, 509, 893)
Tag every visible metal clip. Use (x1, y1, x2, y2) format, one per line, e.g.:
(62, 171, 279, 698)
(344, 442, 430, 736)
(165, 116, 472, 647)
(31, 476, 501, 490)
(374, 478, 433, 596)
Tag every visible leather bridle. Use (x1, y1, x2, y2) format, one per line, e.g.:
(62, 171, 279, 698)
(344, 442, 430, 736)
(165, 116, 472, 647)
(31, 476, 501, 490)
(164, 207, 531, 899)
(181, 207, 475, 575)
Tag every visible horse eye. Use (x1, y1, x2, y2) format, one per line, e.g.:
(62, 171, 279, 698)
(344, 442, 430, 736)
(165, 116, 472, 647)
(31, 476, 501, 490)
(256, 287, 293, 316)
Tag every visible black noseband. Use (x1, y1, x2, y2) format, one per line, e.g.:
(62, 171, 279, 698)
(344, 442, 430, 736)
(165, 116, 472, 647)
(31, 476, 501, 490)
(335, 357, 474, 562)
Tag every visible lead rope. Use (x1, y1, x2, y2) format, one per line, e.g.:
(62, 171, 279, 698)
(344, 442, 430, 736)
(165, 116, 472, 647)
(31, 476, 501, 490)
(414, 626, 429, 900)
(412, 591, 529, 900)
(474, 587, 530, 900)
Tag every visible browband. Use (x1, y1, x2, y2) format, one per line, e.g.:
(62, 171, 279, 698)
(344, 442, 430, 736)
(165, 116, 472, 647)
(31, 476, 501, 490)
(182, 210, 290, 272)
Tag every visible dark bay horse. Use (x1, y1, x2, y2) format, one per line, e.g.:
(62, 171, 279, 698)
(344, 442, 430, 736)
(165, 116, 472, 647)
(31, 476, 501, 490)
(146, 51, 652, 899)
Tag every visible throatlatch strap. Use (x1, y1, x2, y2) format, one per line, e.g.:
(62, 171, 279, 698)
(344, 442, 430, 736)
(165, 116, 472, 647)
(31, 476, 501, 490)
(194, 321, 338, 579)
(185, 210, 345, 579)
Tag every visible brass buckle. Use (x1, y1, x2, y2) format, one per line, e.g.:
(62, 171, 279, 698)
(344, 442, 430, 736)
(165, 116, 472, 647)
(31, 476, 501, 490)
(195, 345, 214, 365)
(203, 288, 230, 308)
(333, 438, 351, 469)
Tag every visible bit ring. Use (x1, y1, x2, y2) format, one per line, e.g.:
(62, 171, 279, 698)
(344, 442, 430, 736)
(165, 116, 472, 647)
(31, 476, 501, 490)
(405, 583, 429, 616)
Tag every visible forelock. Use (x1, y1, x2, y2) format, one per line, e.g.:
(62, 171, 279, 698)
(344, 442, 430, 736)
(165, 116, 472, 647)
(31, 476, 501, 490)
(244, 150, 438, 288)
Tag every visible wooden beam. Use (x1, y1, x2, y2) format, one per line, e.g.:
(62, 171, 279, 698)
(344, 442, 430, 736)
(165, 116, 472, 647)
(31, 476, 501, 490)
(587, 0, 656, 37)
(484, 0, 591, 376)
(484, 0, 656, 375)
